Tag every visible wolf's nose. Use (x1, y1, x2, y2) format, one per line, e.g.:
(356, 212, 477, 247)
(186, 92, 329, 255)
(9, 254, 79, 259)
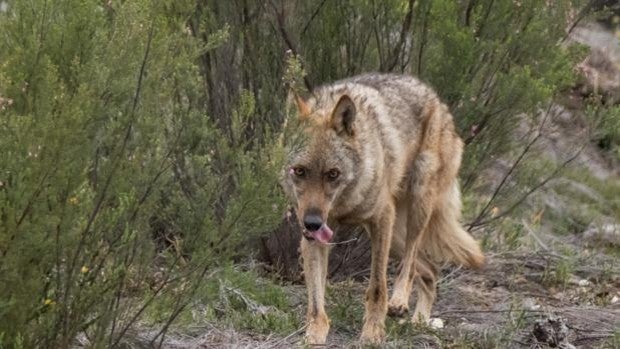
(303, 214, 323, 232)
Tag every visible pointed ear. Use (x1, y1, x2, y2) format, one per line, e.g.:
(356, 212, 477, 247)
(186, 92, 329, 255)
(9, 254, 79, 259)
(292, 92, 311, 120)
(330, 95, 356, 136)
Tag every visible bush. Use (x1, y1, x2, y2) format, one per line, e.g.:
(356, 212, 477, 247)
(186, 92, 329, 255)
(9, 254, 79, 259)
(198, 0, 589, 226)
(0, 1, 284, 347)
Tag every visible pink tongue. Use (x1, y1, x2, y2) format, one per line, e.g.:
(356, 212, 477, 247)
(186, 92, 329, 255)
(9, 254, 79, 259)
(310, 224, 334, 244)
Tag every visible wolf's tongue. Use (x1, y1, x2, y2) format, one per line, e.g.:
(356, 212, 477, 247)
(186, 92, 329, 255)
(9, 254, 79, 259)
(310, 224, 334, 244)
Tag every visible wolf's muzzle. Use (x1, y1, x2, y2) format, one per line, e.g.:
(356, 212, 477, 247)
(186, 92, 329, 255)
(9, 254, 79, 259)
(303, 213, 323, 232)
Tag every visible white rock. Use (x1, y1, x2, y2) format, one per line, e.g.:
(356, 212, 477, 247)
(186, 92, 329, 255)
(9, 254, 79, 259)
(578, 279, 590, 287)
(583, 223, 620, 246)
(429, 317, 444, 329)
(611, 295, 619, 304)
(522, 297, 540, 310)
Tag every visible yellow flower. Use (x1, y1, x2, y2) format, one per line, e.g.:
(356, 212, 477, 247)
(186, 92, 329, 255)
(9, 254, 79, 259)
(44, 299, 56, 306)
(81, 266, 89, 273)
(490, 207, 500, 217)
(68, 197, 79, 205)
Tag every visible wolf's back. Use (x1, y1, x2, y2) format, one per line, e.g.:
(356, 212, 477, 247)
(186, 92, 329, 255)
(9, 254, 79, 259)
(314, 73, 438, 126)
(311, 73, 439, 171)
(318, 74, 484, 269)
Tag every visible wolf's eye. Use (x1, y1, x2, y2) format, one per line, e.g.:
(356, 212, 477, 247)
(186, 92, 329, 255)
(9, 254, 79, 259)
(292, 167, 306, 177)
(326, 169, 340, 181)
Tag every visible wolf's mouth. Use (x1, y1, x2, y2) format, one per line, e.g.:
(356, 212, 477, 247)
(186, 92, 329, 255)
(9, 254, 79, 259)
(302, 224, 334, 244)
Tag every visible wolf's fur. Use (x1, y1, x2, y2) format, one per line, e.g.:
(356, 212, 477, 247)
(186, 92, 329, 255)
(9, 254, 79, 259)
(281, 73, 484, 344)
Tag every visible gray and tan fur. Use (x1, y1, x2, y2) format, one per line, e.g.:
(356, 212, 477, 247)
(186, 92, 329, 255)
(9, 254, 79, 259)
(281, 73, 484, 344)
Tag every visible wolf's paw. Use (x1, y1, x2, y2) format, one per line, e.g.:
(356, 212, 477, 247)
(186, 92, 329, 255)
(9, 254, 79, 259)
(387, 301, 409, 318)
(305, 316, 329, 345)
(360, 321, 385, 344)
(411, 308, 431, 325)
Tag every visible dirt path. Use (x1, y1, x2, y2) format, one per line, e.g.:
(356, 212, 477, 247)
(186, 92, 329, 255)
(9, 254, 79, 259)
(140, 249, 618, 348)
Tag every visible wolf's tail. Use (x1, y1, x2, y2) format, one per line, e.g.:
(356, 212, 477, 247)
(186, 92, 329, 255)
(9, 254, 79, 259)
(422, 183, 485, 269)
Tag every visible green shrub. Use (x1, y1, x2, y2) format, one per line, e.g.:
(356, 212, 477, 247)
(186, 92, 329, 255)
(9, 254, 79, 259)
(0, 1, 284, 347)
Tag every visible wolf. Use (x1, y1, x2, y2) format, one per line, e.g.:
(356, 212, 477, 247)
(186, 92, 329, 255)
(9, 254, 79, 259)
(281, 73, 484, 344)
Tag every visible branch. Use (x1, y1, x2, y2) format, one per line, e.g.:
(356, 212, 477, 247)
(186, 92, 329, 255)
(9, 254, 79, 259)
(62, 25, 155, 329)
(470, 142, 585, 229)
(110, 257, 181, 348)
(267, 0, 313, 92)
(467, 102, 554, 231)
(1, 167, 55, 258)
(562, 0, 599, 43)
(473, 0, 495, 38)
(301, 0, 329, 36)
(416, 2, 431, 75)
(148, 263, 220, 348)
(383, 0, 415, 72)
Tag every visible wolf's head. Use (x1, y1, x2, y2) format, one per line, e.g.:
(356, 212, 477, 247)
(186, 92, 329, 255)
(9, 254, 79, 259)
(281, 93, 362, 244)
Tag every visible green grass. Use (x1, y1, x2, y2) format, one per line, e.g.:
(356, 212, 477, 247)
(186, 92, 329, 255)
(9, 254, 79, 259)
(541, 259, 571, 287)
(142, 265, 300, 336)
(606, 330, 620, 349)
(551, 167, 620, 230)
(327, 279, 365, 334)
(201, 266, 300, 335)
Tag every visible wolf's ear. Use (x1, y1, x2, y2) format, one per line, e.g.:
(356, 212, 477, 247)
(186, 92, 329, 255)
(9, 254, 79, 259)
(330, 95, 356, 136)
(291, 92, 311, 121)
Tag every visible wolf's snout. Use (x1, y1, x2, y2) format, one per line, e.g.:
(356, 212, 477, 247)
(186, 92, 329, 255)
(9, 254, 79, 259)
(303, 213, 323, 232)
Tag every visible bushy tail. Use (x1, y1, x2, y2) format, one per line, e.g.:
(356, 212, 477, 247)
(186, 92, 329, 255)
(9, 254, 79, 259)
(424, 219, 485, 268)
(422, 184, 485, 269)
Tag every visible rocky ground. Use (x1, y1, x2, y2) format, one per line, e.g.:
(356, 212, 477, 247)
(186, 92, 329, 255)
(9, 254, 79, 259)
(128, 247, 619, 348)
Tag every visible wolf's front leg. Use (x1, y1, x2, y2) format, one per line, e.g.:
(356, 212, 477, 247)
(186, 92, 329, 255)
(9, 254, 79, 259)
(360, 203, 395, 344)
(300, 237, 330, 344)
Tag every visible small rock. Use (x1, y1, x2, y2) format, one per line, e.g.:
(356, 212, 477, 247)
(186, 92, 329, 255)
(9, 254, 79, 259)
(611, 295, 619, 304)
(569, 276, 591, 287)
(429, 318, 444, 329)
(523, 297, 541, 310)
(583, 223, 620, 246)
(578, 279, 590, 287)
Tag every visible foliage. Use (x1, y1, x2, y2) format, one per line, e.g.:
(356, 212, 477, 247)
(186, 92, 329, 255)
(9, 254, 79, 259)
(191, 0, 593, 226)
(593, 104, 620, 158)
(0, 0, 614, 346)
(0, 0, 284, 347)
